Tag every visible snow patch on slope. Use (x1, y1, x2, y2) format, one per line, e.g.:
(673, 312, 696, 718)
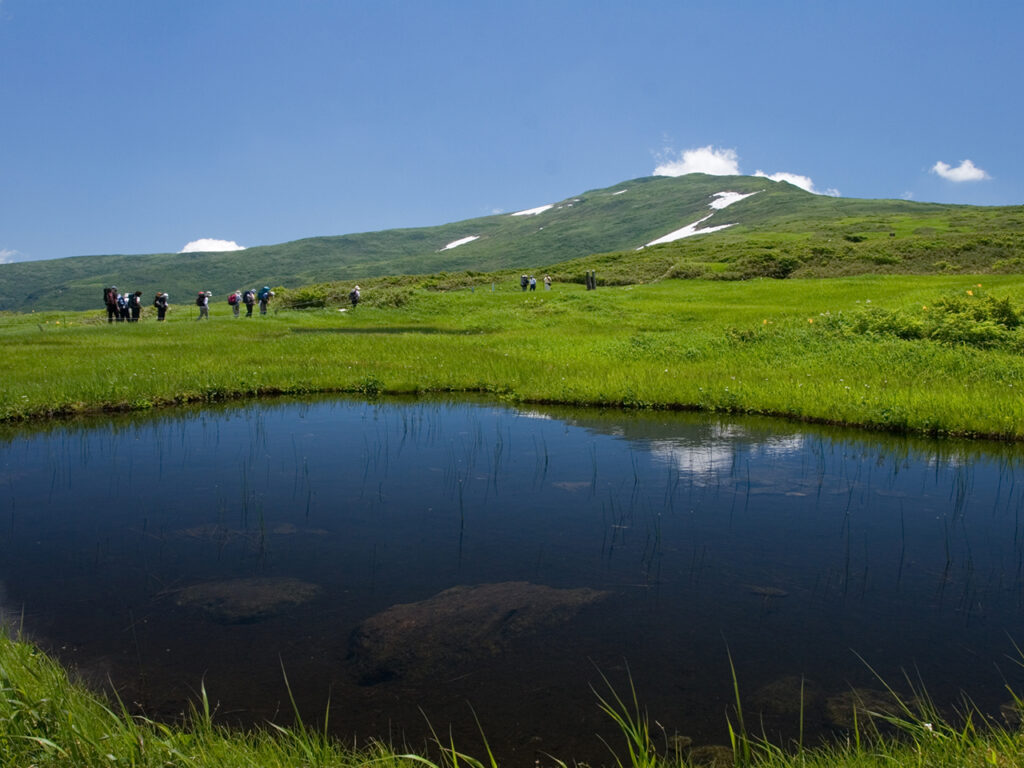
(644, 215, 736, 246)
(709, 190, 759, 209)
(642, 189, 761, 247)
(511, 204, 554, 217)
(440, 235, 480, 251)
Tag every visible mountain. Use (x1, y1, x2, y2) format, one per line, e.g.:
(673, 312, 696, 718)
(2, 174, 1023, 312)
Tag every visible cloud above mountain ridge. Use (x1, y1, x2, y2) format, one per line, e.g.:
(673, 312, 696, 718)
(931, 159, 990, 182)
(654, 145, 839, 197)
(180, 238, 246, 253)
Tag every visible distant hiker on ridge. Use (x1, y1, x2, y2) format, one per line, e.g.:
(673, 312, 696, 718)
(153, 292, 169, 321)
(349, 285, 361, 308)
(196, 291, 211, 320)
(243, 288, 256, 317)
(129, 291, 142, 322)
(103, 286, 118, 323)
(258, 285, 274, 315)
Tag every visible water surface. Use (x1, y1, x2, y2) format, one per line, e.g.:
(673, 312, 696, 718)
(2, 398, 1023, 763)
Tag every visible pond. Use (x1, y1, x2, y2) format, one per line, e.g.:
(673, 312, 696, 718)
(1, 397, 1023, 764)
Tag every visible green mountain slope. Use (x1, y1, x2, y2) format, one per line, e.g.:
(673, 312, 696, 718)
(2, 174, 1022, 312)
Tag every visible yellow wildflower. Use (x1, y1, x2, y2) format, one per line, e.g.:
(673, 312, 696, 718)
(808, 318, 814, 323)
(967, 290, 974, 296)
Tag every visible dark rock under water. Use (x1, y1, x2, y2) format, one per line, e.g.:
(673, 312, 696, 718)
(348, 581, 610, 684)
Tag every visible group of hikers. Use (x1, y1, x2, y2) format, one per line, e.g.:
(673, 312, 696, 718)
(212, 287, 275, 319)
(102, 288, 145, 322)
(103, 285, 276, 322)
(520, 274, 552, 291)
(102, 275, 546, 321)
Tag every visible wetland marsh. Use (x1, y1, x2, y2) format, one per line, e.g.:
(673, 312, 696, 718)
(2, 397, 1023, 764)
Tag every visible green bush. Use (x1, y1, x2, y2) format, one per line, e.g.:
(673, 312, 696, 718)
(845, 289, 1023, 348)
(736, 252, 801, 279)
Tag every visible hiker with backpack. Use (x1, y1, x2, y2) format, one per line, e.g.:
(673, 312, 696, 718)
(129, 291, 143, 322)
(243, 289, 256, 317)
(153, 292, 169, 321)
(349, 285, 360, 308)
(117, 292, 130, 322)
(228, 290, 241, 317)
(257, 285, 274, 315)
(103, 286, 119, 323)
(196, 291, 211, 320)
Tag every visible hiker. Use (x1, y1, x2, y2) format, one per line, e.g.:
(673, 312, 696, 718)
(196, 291, 211, 320)
(103, 286, 118, 323)
(117, 292, 130, 322)
(529, 275, 537, 291)
(349, 285, 361, 308)
(520, 274, 528, 292)
(258, 285, 274, 315)
(129, 291, 143, 322)
(544, 275, 552, 290)
(228, 290, 241, 318)
(243, 288, 256, 317)
(153, 292, 169, 321)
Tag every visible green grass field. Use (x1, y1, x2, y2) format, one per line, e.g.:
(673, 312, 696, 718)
(3, 274, 1024, 439)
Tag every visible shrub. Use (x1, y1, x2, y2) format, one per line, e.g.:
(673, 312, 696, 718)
(736, 252, 801, 279)
(844, 290, 1023, 349)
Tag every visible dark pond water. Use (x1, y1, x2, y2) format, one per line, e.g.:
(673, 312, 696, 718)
(2, 398, 1024, 764)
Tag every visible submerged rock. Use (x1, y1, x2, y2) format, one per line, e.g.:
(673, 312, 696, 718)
(825, 687, 902, 729)
(750, 675, 823, 718)
(349, 581, 609, 684)
(688, 745, 734, 767)
(175, 577, 322, 623)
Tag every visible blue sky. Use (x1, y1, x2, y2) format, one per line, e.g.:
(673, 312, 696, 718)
(1, 1, 1021, 263)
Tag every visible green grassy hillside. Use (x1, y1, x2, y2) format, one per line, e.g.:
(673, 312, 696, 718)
(2, 173, 1023, 312)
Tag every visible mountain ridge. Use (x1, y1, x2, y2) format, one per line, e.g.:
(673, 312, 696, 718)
(2, 174, 1022, 312)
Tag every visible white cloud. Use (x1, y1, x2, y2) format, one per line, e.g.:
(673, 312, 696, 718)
(653, 145, 839, 196)
(180, 238, 246, 253)
(0, 248, 19, 264)
(931, 159, 990, 182)
(654, 145, 740, 177)
(754, 170, 839, 197)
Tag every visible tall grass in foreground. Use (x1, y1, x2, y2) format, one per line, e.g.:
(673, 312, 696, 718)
(3, 631, 1023, 768)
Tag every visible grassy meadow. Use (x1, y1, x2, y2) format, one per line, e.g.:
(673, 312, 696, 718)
(3, 273, 1024, 439)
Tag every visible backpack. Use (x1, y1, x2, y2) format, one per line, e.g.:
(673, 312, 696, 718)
(104, 287, 116, 305)
(228, 293, 237, 305)
(244, 290, 255, 304)
(196, 293, 205, 307)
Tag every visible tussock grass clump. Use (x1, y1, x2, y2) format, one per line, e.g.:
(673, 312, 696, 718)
(0, 631, 423, 767)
